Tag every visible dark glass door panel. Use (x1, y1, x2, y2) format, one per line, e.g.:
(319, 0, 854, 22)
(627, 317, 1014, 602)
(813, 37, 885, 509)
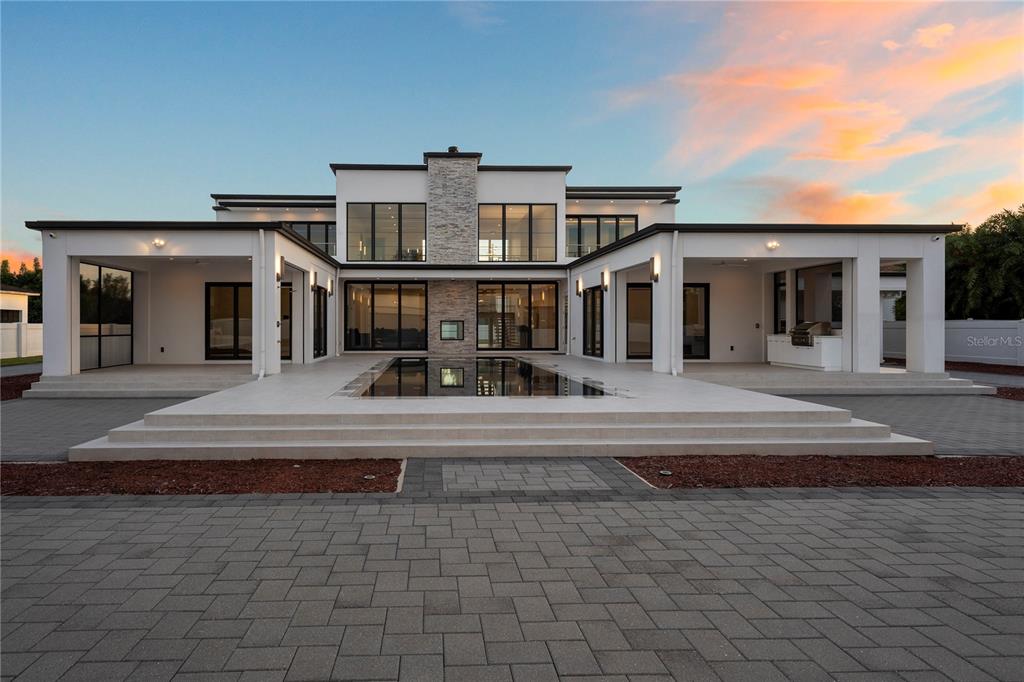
(626, 284, 652, 359)
(583, 286, 603, 357)
(683, 283, 709, 360)
(280, 285, 292, 360)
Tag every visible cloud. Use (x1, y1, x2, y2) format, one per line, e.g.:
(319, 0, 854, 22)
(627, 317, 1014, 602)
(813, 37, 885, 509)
(933, 174, 1024, 226)
(757, 179, 906, 223)
(914, 23, 955, 49)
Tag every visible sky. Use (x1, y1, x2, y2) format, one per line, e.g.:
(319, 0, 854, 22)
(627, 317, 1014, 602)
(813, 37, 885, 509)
(2, 1, 1022, 268)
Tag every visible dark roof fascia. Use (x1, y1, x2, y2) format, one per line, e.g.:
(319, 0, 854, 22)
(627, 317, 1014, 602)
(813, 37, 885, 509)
(0, 285, 40, 295)
(23, 221, 337, 267)
(662, 199, 680, 205)
(216, 201, 336, 208)
(567, 186, 682, 193)
(330, 163, 426, 172)
(423, 151, 483, 162)
(212, 206, 230, 212)
(340, 262, 568, 271)
(478, 165, 573, 173)
(567, 192, 677, 200)
(211, 194, 335, 201)
(881, 271, 908, 277)
(568, 223, 965, 268)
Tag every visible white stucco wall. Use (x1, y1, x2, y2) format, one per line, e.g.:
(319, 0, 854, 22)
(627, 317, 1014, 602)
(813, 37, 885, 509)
(336, 169, 429, 264)
(682, 262, 765, 363)
(567, 199, 676, 229)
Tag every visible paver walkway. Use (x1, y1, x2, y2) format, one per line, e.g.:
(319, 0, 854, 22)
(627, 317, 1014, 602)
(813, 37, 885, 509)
(0, 399, 185, 462)
(3, 459, 1023, 682)
(798, 395, 1024, 455)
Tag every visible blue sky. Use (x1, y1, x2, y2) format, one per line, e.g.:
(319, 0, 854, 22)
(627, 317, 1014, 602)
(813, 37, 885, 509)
(2, 1, 1021, 265)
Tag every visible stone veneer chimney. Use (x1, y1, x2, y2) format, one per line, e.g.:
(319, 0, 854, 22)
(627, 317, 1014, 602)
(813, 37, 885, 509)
(425, 147, 481, 264)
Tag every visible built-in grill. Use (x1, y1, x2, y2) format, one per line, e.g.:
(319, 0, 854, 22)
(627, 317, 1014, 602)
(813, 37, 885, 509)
(790, 321, 831, 347)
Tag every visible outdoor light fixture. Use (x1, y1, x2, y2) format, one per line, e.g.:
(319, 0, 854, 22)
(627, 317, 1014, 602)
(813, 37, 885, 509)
(327, 278, 333, 297)
(765, 239, 780, 251)
(276, 256, 284, 282)
(649, 256, 660, 282)
(311, 271, 318, 292)
(576, 278, 583, 297)
(601, 270, 609, 291)
(152, 238, 166, 249)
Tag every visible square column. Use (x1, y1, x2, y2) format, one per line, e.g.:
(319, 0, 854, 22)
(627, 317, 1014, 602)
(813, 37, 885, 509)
(41, 236, 74, 376)
(784, 269, 797, 333)
(906, 238, 945, 373)
(851, 243, 881, 373)
(650, 233, 679, 374)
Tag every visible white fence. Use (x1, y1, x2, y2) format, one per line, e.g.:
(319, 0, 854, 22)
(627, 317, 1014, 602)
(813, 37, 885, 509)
(0, 323, 43, 360)
(883, 319, 1024, 366)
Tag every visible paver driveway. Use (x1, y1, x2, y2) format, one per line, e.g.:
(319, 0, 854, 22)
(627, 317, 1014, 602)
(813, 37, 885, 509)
(3, 459, 1023, 681)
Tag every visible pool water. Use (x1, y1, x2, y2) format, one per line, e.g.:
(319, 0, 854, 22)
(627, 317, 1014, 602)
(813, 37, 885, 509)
(359, 357, 608, 398)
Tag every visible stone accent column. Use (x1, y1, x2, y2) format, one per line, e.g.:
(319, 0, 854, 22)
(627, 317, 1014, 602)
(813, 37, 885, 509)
(427, 280, 477, 354)
(426, 157, 479, 264)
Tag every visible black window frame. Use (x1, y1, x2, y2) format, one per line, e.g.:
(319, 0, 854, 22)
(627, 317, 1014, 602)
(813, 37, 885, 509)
(625, 282, 653, 360)
(343, 280, 429, 351)
(280, 282, 293, 361)
(772, 272, 787, 334)
(80, 262, 134, 371)
(565, 214, 640, 258)
(439, 320, 465, 341)
(582, 285, 604, 358)
(477, 204, 558, 263)
(683, 282, 710, 360)
(313, 285, 328, 359)
(287, 222, 337, 257)
(204, 282, 252, 361)
(475, 281, 559, 351)
(345, 203, 427, 262)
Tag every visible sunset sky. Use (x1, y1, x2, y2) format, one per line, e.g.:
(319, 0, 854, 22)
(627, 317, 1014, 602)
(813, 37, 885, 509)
(2, 1, 1021, 268)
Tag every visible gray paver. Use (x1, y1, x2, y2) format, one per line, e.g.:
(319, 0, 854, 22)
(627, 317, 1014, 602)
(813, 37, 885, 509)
(2, 463, 1022, 681)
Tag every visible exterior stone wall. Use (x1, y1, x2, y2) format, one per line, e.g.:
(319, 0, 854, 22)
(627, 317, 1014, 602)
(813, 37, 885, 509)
(426, 157, 478, 264)
(427, 280, 477, 355)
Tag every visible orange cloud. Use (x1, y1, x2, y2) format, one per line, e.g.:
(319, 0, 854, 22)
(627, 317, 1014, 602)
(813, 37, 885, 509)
(914, 23, 955, 49)
(935, 175, 1024, 226)
(0, 249, 41, 271)
(764, 181, 906, 223)
(673, 63, 841, 90)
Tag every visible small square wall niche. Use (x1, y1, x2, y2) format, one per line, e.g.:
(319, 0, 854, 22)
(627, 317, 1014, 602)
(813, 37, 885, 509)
(440, 320, 464, 341)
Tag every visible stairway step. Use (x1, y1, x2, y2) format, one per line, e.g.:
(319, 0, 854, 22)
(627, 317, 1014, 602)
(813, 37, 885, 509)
(69, 433, 932, 461)
(108, 419, 890, 443)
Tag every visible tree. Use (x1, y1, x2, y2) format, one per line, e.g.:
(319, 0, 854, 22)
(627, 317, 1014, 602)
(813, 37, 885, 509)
(946, 205, 1024, 320)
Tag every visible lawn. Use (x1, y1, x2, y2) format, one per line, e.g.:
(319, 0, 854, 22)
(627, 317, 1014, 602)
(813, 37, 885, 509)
(1, 355, 42, 367)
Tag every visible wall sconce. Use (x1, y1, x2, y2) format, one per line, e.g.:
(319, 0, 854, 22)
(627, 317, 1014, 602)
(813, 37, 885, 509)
(649, 256, 660, 283)
(601, 270, 609, 292)
(575, 278, 583, 297)
(766, 239, 780, 251)
(311, 271, 318, 292)
(152, 238, 166, 249)
(276, 256, 284, 282)
(327, 277, 334, 297)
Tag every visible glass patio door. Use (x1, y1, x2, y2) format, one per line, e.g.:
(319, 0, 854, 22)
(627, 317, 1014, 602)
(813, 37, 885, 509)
(683, 283, 709, 360)
(80, 264, 133, 370)
(582, 285, 603, 357)
(280, 284, 292, 360)
(626, 284, 652, 359)
(313, 286, 328, 359)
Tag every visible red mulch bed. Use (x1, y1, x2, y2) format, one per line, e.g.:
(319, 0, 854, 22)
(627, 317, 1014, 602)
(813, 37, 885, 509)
(0, 459, 402, 496)
(884, 358, 1024, 376)
(618, 455, 1024, 489)
(996, 387, 1024, 401)
(1, 373, 39, 401)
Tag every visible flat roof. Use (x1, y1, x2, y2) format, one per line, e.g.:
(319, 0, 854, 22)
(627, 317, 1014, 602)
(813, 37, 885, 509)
(24, 221, 336, 265)
(569, 222, 964, 267)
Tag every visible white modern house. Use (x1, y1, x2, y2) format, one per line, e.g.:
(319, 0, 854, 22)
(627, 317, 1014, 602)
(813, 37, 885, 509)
(30, 146, 954, 380)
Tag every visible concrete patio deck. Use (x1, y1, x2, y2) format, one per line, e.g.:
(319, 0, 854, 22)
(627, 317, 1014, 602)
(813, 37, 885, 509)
(23, 364, 255, 399)
(67, 355, 932, 461)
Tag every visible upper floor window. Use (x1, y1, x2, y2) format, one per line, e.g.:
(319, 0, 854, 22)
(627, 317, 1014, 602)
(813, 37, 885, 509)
(347, 203, 426, 262)
(288, 222, 337, 256)
(566, 215, 637, 258)
(478, 204, 556, 262)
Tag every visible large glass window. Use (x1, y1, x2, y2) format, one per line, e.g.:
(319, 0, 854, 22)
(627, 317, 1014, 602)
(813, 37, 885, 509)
(346, 204, 427, 262)
(344, 282, 427, 350)
(80, 264, 133, 370)
(288, 222, 337, 256)
(796, 263, 842, 328)
(206, 283, 252, 360)
(582, 286, 603, 357)
(626, 284, 652, 359)
(683, 283, 709, 360)
(478, 205, 557, 262)
(476, 282, 558, 350)
(566, 215, 640, 257)
(313, 286, 328, 358)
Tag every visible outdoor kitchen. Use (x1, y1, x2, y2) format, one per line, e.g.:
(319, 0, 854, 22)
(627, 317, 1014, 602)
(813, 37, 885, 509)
(767, 263, 844, 371)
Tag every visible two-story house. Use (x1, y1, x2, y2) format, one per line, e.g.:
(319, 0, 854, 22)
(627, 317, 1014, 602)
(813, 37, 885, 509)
(30, 146, 956, 382)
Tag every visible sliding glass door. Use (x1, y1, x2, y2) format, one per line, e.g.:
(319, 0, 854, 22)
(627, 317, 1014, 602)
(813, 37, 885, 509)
(80, 264, 133, 370)
(683, 283, 709, 360)
(206, 283, 252, 360)
(476, 282, 558, 351)
(626, 283, 652, 359)
(280, 284, 292, 360)
(313, 285, 328, 359)
(345, 282, 427, 351)
(582, 286, 603, 357)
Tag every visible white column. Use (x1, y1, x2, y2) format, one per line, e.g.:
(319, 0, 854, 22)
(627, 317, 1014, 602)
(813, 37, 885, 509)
(651, 234, 675, 373)
(601, 269, 615, 363)
(851, 242, 881, 373)
(841, 260, 854, 372)
(41, 236, 73, 376)
(251, 246, 263, 376)
(785, 268, 797, 332)
(906, 238, 945, 373)
(262, 238, 281, 376)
